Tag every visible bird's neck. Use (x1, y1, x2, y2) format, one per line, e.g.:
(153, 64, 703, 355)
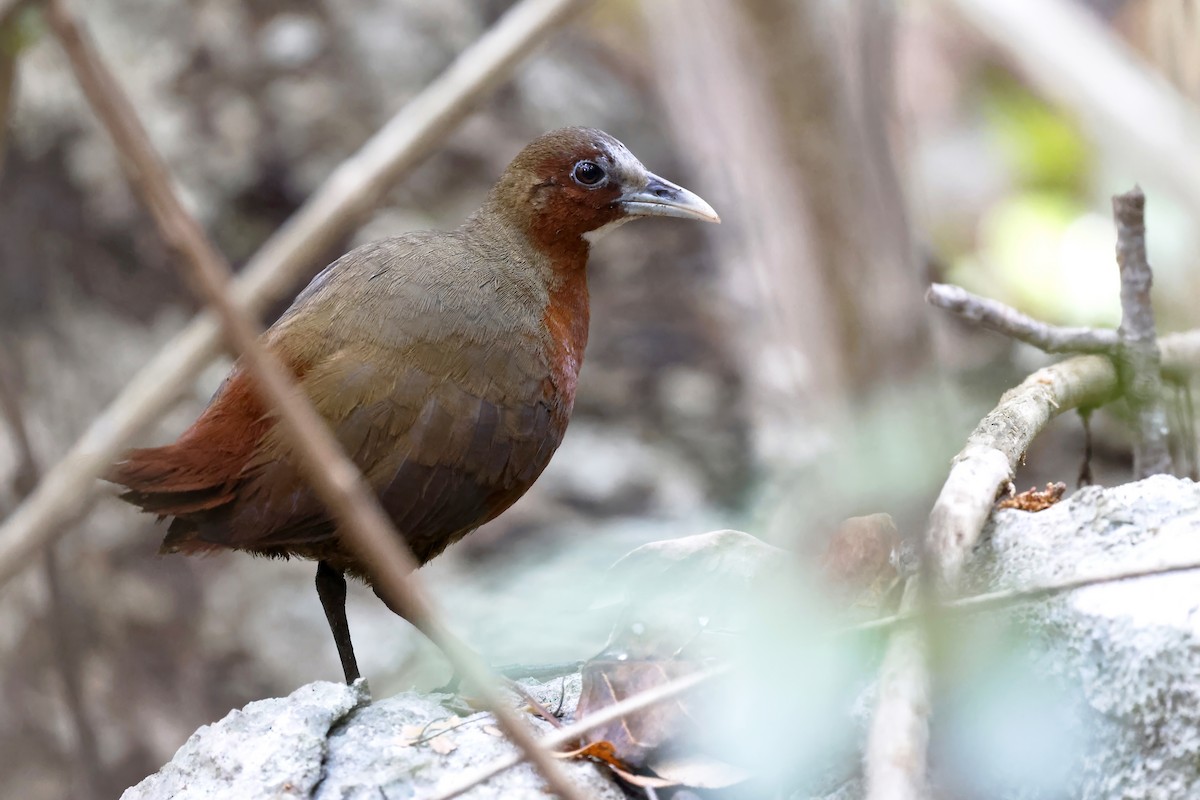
(462, 203, 591, 405)
(468, 190, 592, 264)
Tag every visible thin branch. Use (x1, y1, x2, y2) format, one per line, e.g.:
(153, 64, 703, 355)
(926, 283, 1118, 354)
(856, 553, 1200, 636)
(425, 666, 727, 800)
(929, 354, 1121, 589)
(1113, 187, 1172, 477)
(0, 0, 594, 587)
(41, 2, 589, 798)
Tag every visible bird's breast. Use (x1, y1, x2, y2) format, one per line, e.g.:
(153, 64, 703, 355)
(539, 265, 590, 420)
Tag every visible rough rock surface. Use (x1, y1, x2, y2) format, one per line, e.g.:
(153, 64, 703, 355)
(967, 474, 1200, 800)
(122, 676, 623, 800)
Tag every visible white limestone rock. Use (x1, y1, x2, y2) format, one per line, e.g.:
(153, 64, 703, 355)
(121, 677, 623, 800)
(970, 475, 1200, 800)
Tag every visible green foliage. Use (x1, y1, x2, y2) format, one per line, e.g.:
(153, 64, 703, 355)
(982, 73, 1091, 194)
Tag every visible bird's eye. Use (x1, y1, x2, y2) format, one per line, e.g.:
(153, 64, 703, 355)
(572, 160, 606, 187)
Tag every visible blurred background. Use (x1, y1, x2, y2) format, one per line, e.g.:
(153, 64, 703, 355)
(1, 0, 1198, 797)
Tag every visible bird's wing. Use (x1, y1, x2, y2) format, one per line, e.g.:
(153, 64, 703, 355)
(189, 333, 561, 565)
(113, 233, 564, 566)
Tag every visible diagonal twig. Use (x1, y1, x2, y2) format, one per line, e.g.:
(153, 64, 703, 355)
(426, 665, 726, 800)
(927, 283, 1119, 354)
(866, 349, 1127, 797)
(0, 0, 595, 588)
(41, 1, 591, 798)
(857, 551, 1200, 636)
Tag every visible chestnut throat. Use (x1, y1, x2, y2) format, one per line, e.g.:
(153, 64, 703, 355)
(463, 201, 592, 411)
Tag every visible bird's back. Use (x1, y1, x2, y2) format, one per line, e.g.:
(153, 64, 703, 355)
(112, 229, 588, 576)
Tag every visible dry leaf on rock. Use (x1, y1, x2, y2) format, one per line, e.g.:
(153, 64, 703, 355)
(577, 657, 701, 768)
(997, 482, 1067, 512)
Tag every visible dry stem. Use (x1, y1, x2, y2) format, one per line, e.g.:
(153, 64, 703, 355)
(858, 550, 1200, 636)
(40, 1, 589, 797)
(927, 283, 1118, 353)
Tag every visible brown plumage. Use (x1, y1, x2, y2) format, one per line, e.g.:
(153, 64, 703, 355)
(110, 127, 719, 682)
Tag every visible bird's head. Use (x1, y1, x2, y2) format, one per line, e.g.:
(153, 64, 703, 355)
(479, 127, 719, 257)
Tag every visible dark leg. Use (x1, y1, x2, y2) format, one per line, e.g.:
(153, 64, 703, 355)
(316, 561, 360, 683)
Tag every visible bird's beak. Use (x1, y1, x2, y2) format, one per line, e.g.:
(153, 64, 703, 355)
(619, 173, 721, 223)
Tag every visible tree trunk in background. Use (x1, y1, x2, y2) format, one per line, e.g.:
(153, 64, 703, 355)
(643, 0, 930, 464)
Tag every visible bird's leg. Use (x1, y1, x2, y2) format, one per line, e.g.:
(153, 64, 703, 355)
(316, 561, 361, 683)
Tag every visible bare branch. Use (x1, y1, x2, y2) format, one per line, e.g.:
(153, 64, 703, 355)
(858, 552, 1200, 636)
(1113, 187, 1172, 477)
(926, 283, 1119, 354)
(930, 355, 1126, 589)
(0, 0, 594, 587)
(40, 2, 590, 798)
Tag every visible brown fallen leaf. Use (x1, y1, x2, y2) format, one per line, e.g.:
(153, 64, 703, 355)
(556, 740, 628, 769)
(576, 656, 700, 769)
(997, 481, 1067, 512)
(557, 741, 679, 790)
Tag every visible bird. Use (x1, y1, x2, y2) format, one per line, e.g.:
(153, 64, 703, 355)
(109, 127, 719, 684)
